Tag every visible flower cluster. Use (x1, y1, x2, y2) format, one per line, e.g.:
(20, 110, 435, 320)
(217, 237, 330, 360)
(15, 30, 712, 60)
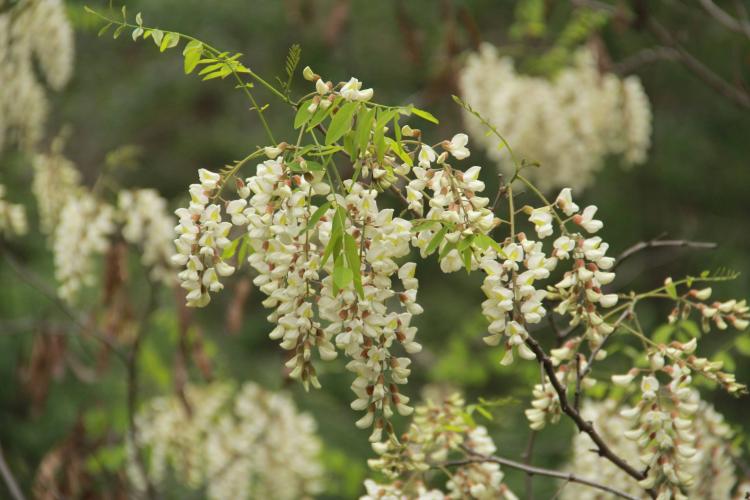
(611, 340, 745, 497)
(172, 150, 424, 439)
(667, 283, 750, 333)
(0, 184, 27, 237)
(303, 67, 374, 112)
(0, 0, 74, 152)
(31, 145, 82, 235)
(53, 193, 115, 302)
(562, 398, 743, 500)
(119, 189, 177, 286)
(317, 181, 421, 441)
(362, 394, 517, 500)
(172, 169, 236, 306)
(128, 381, 324, 500)
(459, 44, 652, 191)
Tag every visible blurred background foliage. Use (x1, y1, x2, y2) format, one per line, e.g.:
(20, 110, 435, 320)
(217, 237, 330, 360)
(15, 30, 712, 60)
(2, 0, 750, 497)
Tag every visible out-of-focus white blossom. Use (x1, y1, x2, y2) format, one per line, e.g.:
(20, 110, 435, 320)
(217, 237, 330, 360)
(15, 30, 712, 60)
(53, 193, 115, 302)
(119, 189, 177, 286)
(128, 381, 324, 500)
(0, 0, 74, 151)
(363, 394, 517, 499)
(459, 44, 652, 191)
(0, 184, 27, 237)
(31, 144, 82, 235)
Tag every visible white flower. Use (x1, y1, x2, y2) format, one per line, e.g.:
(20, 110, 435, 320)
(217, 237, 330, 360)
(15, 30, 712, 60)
(340, 77, 373, 101)
(574, 205, 603, 233)
(529, 207, 553, 238)
(641, 375, 659, 400)
(418, 145, 437, 168)
(445, 133, 470, 159)
(439, 248, 463, 273)
(555, 188, 579, 216)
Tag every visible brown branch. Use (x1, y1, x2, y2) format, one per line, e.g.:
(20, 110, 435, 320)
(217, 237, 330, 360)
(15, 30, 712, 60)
(522, 335, 652, 494)
(614, 238, 717, 269)
(644, 16, 750, 109)
(576, 0, 750, 109)
(699, 0, 750, 37)
(0, 441, 25, 500)
(447, 447, 641, 500)
(612, 46, 679, 74)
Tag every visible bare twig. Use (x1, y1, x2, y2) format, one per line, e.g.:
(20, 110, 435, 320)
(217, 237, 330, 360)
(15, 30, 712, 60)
(522, 335, 652, 494)
(644, 16, 750, 109)
(614, 238, 717, 269)
(0, 441, 25, 500)
(699, 0, 750, 37)
(447, 446, 641, 500)
(612, 46, 679, 74)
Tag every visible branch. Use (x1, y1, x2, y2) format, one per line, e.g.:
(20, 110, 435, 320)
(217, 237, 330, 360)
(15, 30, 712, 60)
(699, 0, 750, 37)
(614, 238, 717, 269)
(612, 46, 679, 74)
(0, 442, 25, 500)
(522, 335, 652, 493)
(446, 447, 641, 500)
(644, 16, 750, 109)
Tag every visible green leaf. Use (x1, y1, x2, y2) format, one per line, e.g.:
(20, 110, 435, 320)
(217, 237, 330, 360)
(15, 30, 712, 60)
(652, 324, 674, 344)
(474, 234, 502, 252)
(374, 109, 396, 163)
(160, 32, 179, 52)
(411, 220, 440, 232)
(461, 247, 473, 273)
(457, 235, 475, 251)
(221, 237, 241, 259)
(735, 336, 750, 356)
(307, 100, 337, 131)
(344, 233, 364, 299)
(333, 254, 353, 291)
(151, 29, 164, 47)
(386, 137, 412, 167)
(183, 41, 203, 74)
(410, 106, 439, 124)
(326, 101, 359, 145)
(475, 406, 493, 421)
(295, 100, 315, 129)
(97, 22, 112, 37)
(305, 202, 331, 232)
(665, 279, 678, 299)
(354, 107, 375, 157)
(131, 26, 144, 41)
(426, 226, 447, 256)
(135, 12, 143, 26)
(113, 24, 125, 39)
(712, 351, 736, 372)
(237, 237, 250, 266)
(322, 210, 345, 267)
